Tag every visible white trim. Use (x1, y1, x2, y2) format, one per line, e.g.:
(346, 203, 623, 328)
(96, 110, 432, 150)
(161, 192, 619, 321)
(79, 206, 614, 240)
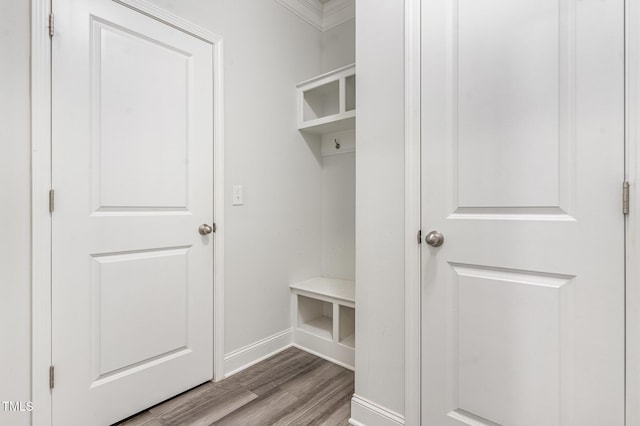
(212, 39, 226, 382)
(112, 0, 226, 383)
(404, 0, 422, 424)
(322, 0, 355, 31)
(296, 62, 355, 88)
(275, 0, 324, 31)
(275, 0, 355, 32)
(627, 0, 639, 424)
(31, 0, 53, 424)
(223, 329, 293, 378)
(349, 394, 405, 426)
(290, 344, 354, 371)
(114, 0, 220, 42)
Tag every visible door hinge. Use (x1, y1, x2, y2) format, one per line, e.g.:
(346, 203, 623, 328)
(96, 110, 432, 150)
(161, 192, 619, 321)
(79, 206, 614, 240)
(624, 181, 630, 215)
(49, 189, 55, 213)
(49, 366, 55, 390)
(417, 229, 422, 244)
(48, 13, 54, 37)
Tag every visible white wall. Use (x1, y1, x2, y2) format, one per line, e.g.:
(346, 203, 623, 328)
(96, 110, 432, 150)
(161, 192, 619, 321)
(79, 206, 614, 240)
(147, 0, 325, 361)
(321, 135, 356, 280)
(322, 18, 356, 72)
(353, 0, 406, 418)
(320, 19, 356, 281)
(322, 18, 357, 280)
(0, 2, 32, 426)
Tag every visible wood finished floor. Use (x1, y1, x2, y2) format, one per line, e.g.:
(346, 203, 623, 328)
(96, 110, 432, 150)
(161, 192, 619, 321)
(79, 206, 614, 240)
(114, 347, 354, 426)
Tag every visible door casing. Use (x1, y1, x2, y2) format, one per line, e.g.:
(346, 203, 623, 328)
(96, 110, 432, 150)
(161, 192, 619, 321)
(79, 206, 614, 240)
(625, 0, 640, 424)
(404, 0, 637, 424)
(403, 0, 422, 424)
(30, 1, 225, 424)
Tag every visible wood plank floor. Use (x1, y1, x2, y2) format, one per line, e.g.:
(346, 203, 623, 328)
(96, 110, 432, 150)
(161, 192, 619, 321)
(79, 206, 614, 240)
(114, 347, 354, 426)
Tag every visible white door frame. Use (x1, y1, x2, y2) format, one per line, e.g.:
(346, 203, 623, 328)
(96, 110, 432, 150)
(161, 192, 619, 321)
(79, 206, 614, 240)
(626, 0, 640, 424)
(404, 0, 635, 424)
(404, 0, 421, 424)
(30, 1, 225, 424)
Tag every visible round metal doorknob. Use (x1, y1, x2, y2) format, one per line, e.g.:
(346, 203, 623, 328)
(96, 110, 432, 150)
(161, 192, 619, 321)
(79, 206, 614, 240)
(425, 230, 444, 247)
(199, 224, 213, 236)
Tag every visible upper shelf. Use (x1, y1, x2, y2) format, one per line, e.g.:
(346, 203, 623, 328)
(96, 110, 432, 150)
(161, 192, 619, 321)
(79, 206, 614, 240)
(297, 64, 355, 134)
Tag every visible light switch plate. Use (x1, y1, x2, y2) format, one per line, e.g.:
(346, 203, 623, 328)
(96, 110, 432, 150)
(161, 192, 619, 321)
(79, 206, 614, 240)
(232, 185, 243, 206)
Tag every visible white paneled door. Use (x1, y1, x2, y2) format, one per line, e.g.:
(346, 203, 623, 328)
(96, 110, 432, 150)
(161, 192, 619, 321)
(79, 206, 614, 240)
(51, 1, 214, 424)
(421, 0, 624, 425)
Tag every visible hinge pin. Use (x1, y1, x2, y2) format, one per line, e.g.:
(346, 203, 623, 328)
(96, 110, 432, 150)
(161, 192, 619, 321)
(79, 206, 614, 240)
(49, 366, 55, 390)
(49, 189, 55, 213)
(48, 13, 54, 38)
(624, 181, 630, 215)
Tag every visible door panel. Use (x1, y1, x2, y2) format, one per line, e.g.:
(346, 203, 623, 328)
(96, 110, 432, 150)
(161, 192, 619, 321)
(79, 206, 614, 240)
(457, 0, 563, 209)
(421, 0, 624, 425)
(454, 265, 570, 426)
(94, 18, 190, 209)
(52, 1, 214, 424)
(93, 248, 189, 376)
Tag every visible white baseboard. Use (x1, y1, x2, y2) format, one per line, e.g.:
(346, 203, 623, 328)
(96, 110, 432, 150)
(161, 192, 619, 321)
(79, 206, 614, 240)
(349, 394, 405, 426)
(223, 328, 293, 378)
(291, 343, 354, 371)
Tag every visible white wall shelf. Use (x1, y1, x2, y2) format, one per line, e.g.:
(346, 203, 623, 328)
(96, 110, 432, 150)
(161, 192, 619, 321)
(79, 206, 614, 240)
(291, 277, 355, 369)
(291, 276, 355, 304)
(297, 63, 356, 135)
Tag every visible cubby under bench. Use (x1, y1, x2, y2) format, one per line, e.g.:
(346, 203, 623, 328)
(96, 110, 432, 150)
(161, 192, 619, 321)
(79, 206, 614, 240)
(290, 277, 355, 370)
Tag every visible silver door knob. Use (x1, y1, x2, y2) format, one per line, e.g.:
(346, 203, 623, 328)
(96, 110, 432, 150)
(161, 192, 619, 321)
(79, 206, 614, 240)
(199, 224, 213, 236)
(425, 230, 444, 247)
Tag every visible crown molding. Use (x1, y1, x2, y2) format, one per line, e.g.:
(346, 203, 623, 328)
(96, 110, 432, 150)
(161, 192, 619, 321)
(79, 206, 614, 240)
(276, 0, 355, 31)
(322, 0, 355, 30)
(276, 0, 324, 30)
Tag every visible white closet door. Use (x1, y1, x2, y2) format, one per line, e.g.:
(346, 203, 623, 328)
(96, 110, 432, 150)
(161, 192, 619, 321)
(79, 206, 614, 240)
(420, 0, 625, 425)
(51, 1, 214, 424)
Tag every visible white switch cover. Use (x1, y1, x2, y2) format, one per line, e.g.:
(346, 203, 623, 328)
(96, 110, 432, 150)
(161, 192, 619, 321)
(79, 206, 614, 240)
(232, 185, 243, 206)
